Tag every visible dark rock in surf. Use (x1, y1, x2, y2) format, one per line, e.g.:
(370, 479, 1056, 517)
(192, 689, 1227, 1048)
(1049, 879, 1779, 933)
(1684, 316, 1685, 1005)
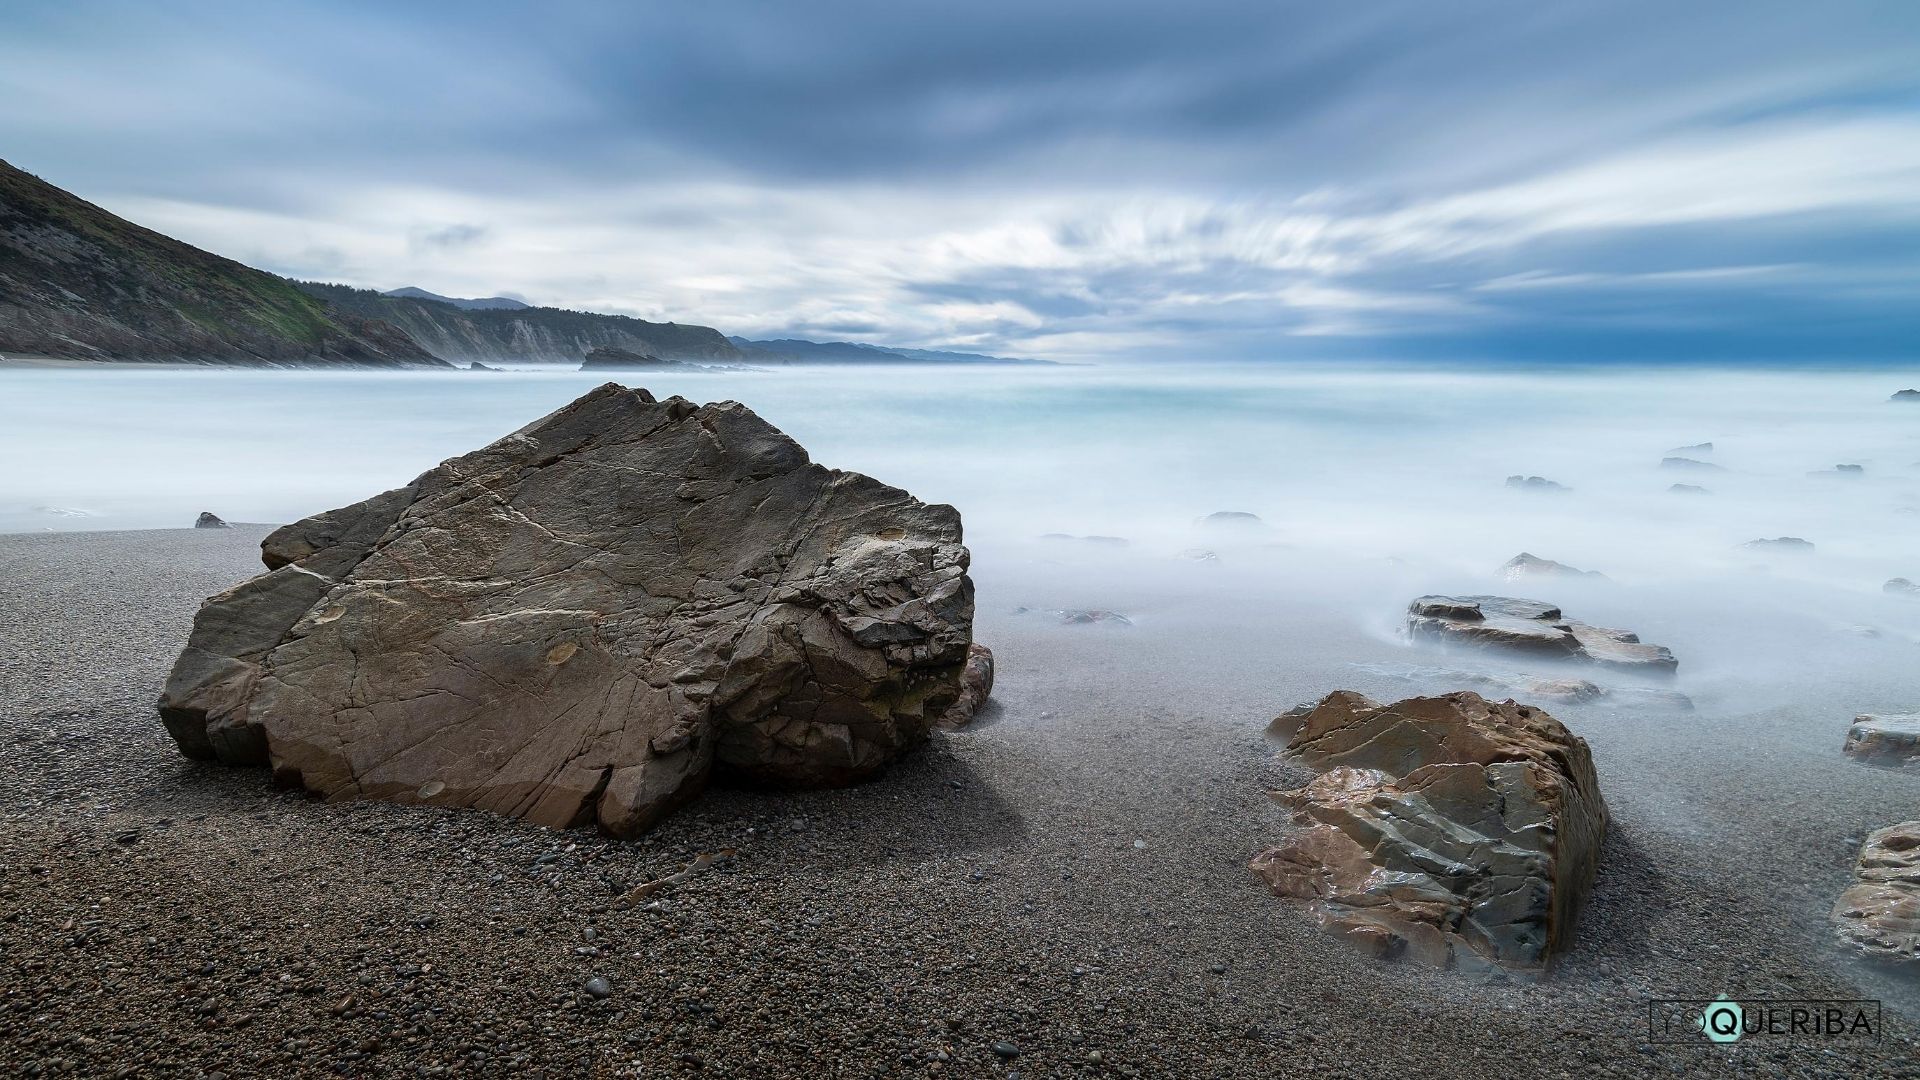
(1505, 475, 1568, 492)
(1013, 607, 1131, 626)
(156, 383, 983, 837)
(1742, 537, 1815, 553)
(194, 512, 232, 530)
(1406, 595, 1677, 676)
(580, 345, 678, 371)
(1252, 690, 1607, 975)
(1890, 389, 1920, 403)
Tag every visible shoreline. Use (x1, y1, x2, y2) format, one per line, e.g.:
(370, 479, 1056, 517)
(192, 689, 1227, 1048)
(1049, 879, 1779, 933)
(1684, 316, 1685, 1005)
(1, 525, 1915, 1077)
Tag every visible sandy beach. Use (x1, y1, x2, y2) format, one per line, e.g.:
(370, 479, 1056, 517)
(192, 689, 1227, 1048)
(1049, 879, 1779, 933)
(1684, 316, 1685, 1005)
(2, 524, 1914, 1078)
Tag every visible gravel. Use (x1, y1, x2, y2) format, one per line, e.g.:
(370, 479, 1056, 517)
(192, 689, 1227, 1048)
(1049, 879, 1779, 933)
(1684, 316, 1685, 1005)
(1, 525, 1917, 1077)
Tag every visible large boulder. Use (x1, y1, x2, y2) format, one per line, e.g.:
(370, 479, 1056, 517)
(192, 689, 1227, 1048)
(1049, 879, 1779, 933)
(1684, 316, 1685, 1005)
(1833, 822, 1920, 964)
(158, 383, 985, 836)
(1251, 691, 1608, 975)
(1842, 714, 1920, 767)
(1406, 595, 1677, 676)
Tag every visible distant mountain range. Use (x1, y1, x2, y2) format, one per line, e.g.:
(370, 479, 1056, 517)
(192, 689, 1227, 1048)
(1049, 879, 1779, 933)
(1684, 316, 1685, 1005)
(381, 286, 529, 311)
(0, 159, 1043, 368)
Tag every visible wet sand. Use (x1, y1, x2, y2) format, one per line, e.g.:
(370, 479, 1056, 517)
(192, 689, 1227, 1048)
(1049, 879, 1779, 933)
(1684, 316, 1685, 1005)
(1, 526, 1915, 1078)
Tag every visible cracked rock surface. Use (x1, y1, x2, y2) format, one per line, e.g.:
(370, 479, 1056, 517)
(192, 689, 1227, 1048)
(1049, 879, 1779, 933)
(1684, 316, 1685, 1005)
(1251, 690, 1608, 975)
(1833, 821, 1920, 964)
(1406, 595, 1677, 676)
(157, 383, 982, 836)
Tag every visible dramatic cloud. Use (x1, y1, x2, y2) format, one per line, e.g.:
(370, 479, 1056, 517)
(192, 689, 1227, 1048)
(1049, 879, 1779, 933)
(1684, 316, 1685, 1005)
(3, 0, 1916, 359)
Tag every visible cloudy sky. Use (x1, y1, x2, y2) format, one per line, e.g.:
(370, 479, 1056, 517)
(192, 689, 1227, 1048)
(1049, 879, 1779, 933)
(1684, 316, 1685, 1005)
(5, 1, 1917, 361)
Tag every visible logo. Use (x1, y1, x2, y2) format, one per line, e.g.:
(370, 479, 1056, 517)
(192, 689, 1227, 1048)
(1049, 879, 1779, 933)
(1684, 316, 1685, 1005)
(1649, 998, 1882, 1046)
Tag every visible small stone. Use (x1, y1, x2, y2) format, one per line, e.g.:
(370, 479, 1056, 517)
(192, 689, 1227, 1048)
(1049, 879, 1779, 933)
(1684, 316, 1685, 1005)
(583, 976, 612, 999)
(991, 1041, 1020, 1059)
(1131, 839, 1146, 849)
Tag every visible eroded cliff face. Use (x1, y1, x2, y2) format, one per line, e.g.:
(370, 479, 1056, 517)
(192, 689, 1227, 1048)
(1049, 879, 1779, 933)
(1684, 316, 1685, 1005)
(297, 283, 744, 364)
(0, 160, 444, 367)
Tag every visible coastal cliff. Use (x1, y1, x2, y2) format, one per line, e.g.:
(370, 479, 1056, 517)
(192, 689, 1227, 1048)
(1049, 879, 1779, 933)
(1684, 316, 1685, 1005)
(297, 282, 743, 364)
(0, 160, 444, 368)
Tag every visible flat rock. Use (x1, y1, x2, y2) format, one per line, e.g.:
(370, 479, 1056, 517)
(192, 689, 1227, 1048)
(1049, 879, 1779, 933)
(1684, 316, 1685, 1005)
(1252, 690, 1607, 974)
(194, 512, 232, 530)
(1833, 821, 1920, 964)
(1351, 662, 1694, 711)
(1809, 464, 1864, 478)
(1498, 552, 1605, 583)
(158, 383, 984, 837)
(1668, 483, 1711, 495)
(1406, 595, 1677, 676)
(1843, 714, 1920, 768)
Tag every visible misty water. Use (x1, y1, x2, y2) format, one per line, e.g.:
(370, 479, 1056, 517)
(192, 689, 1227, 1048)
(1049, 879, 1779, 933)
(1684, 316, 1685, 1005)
(5, 361, 1918, 724)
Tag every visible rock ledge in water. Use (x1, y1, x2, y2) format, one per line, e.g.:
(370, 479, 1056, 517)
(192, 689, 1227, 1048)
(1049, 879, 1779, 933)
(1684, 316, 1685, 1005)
(1833, 821, 1920, 964)
(1252, 690, 1607, 975)
(1843, 715, 1920, 768)
(1406, 595, 1677, 676)
(158, 383, 986, 836)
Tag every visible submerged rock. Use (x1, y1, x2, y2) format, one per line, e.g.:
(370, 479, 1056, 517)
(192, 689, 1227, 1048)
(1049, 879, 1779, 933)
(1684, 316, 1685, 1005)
(1809, 464, 1864, 478)
(157, 384, 984, 837)
(1666, 442, 1713, 455)
(1498, 552, 1606, 583)
(1351, 662, 1694, 711)
(1743, 537, 1815, 553)
(467, 361, 499, 372)
(1668, 483, 1711, 495)
(1252, 691, 1607, 975)
(1661, 456, 1724, 472)
(1406, 595, 1677, 676)
(1887, 578, 1920, 597)
(1833, 821, 1920, 964)
(1013, 606, 1131, 626)
(1199, 511, 1263, 527)
(1039, 533, 1130, 547)
(1505, 475, 1567, 492)
(194, 512, 231, 530)
(1843, 714, 1920, 768)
